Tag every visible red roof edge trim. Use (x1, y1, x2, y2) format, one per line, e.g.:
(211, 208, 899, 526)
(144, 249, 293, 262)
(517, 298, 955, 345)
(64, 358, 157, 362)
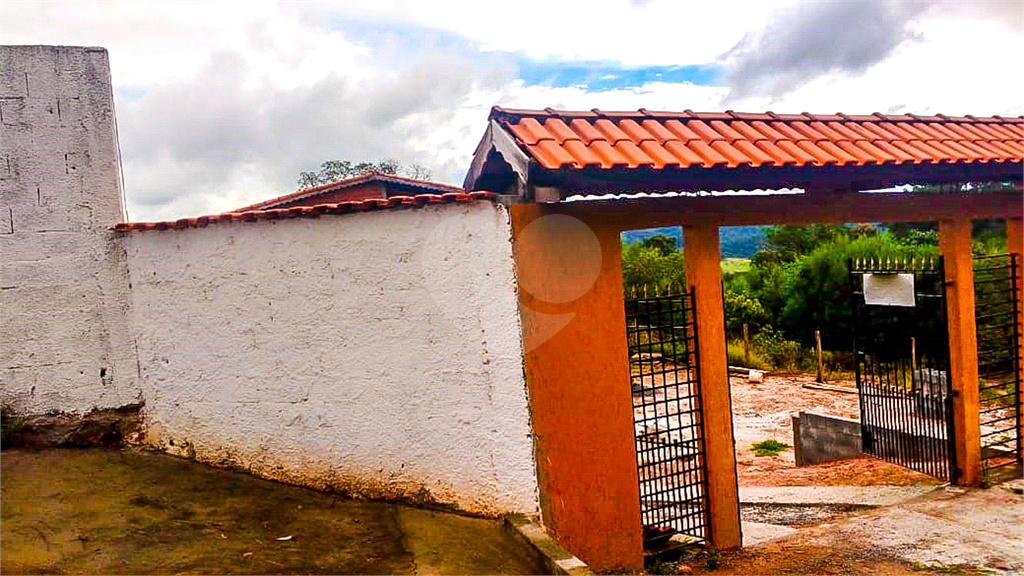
(489, 106, 1024, 125)
(114, 192, 500, 232)
(234, 171, 466, 212)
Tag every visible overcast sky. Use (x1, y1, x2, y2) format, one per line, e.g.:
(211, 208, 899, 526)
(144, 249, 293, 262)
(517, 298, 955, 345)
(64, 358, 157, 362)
(2, 0, 1022, 221)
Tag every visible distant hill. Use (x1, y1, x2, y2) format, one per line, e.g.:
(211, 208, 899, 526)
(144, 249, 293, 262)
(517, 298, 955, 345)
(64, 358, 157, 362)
(621, 226, 766, 258)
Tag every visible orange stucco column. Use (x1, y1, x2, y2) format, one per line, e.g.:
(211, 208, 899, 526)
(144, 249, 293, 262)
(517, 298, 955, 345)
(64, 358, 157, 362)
(683, 224, 742, 549)
(509, 204, 644, 573)
(938, 218, 981, 486)
(1007, 218, 1023, 461)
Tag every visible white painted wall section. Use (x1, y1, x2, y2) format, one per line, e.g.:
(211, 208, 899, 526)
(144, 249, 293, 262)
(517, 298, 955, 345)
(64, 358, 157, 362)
(124, 202, 539, 516)
(0, 46, 139, 414)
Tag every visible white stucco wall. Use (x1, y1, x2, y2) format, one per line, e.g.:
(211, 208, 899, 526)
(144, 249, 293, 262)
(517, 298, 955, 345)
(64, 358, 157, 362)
(123, 202, 539, 515)
(0, 45, 139, 414)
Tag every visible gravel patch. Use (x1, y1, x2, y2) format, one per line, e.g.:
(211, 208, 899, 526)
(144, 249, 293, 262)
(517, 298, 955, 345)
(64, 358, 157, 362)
(741, 503, 867, 526)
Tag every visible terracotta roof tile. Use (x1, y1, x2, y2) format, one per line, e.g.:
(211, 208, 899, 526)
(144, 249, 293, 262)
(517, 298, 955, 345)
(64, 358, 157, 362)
(614, 141, 656, 168)
(115, 192, 499, 232)
(562, 139, 603, 166)
(638, 140, 679, 168)
(640, 119, 679, 143)
(753, 140, 797, 165)
(662, 140, 705, 167)
(489, 107, 1024, 172)
(233, 171, 464, 212)
(664, 119, 703, 142)
(542, 118, 580, 144)
(689, 139, 730, 167)
(588, 140, 626, 168)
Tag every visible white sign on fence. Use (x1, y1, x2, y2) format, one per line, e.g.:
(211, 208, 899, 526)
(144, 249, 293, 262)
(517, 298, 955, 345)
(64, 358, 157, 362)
(863, 273, 916, 307)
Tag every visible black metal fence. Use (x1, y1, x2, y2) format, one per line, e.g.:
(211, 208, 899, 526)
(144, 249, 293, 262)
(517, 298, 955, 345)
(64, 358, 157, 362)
(974, 253, 1022, 481)
(625, 287, 709, 546)
(849, 257, 957, 482)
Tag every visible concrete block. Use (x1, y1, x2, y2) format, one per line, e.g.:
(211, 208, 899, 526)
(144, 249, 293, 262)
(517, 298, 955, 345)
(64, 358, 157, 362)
(793, 411, 863, 466)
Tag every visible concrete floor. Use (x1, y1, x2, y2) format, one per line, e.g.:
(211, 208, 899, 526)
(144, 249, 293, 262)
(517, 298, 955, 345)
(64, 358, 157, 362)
(0, 449, 542, 575)
(702, 478, 1024, 575)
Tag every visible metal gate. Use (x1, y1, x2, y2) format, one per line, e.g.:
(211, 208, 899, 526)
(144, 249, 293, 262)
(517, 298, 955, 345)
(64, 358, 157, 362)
(625, 287, 709, 547)
(849, 257, 957, 482)
(974, 253, 1022, 482)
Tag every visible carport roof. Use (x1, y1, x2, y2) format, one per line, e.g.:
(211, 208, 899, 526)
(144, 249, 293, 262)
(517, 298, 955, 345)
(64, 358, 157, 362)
(464, 107, 1024, 197)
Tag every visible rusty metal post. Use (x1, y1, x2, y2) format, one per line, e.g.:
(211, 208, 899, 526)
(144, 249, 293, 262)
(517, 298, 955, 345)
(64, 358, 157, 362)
(815, 329, 824, 383)
(743, 323, 750, 367)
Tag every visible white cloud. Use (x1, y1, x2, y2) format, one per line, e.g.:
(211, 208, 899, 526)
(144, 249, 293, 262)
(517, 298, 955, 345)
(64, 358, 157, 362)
(732, 17, 1024, 116)
(321, 0, 779, 67)
(0, 0, 1020, 221)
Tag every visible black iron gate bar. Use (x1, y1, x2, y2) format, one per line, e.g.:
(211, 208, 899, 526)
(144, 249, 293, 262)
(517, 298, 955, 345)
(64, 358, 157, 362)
(974, 253, 1023, 476)
(625, 287, 710, 543)
(849, 256, 958, 483)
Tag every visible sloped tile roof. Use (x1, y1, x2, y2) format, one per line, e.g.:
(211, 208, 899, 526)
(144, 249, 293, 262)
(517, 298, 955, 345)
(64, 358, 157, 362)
(491, 107, 1024, 171)
(114, 192, 498, 232)
(234, 171, 464, 212)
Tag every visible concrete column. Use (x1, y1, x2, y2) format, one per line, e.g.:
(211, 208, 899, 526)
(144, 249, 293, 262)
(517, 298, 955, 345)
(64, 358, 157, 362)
(683, 224, 742, 549)
(509, 204, 643, 573)
(1007, 218, 1023, 461)
(938, 218, 981, 486)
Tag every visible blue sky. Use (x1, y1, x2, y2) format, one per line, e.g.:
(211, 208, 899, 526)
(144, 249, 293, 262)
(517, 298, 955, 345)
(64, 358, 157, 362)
(516, 62, 721, 93)
(2, 0, 1021, 221)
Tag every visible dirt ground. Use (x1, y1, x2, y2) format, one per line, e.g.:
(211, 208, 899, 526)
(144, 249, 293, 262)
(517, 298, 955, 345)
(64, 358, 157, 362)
(729, 373, 940, 487)
(0, 448, 541, 575)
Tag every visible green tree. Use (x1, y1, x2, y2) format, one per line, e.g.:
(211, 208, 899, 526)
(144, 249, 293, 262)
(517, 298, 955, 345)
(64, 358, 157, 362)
(777, 234, 938, 349)
(621, 242, 685, 296)
(640, 233, 678, 256)
(723, 288, 770, 336)
(297, 159, 431, 189)
(756, 224, 846, 264)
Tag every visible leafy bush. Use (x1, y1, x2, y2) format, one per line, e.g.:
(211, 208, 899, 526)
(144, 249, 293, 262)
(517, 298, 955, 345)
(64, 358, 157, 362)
(1, 404, 28, 447)
(752, 326, 805, 371)
(726, 340, 772, 371)
(723, 288, 770, 337)
(752, 439, 790, 457)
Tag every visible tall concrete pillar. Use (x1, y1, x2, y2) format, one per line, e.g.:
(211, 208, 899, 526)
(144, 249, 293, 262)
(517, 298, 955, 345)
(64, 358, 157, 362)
(683, 224, 742, 548)
(509, 204, 644, 572)
(938, 218, 980, 486)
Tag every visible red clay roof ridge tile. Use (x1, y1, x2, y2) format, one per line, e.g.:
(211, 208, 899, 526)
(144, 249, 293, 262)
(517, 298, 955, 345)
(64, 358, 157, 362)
(114, 192, 499, 233)
(234, 171, 464, 212)
(490, 106, 1024, 124)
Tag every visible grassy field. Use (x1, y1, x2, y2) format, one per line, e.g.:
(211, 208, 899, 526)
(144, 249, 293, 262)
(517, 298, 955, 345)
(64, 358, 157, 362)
(721, 257, 751, 275)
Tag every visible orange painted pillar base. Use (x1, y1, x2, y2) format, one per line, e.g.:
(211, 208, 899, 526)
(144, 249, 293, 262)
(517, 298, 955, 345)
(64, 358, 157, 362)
(683, 224, 742, 549)
(938, 219, 981, 486)
(509, 204, 644, 573)
(1007, 218, 1023, 462)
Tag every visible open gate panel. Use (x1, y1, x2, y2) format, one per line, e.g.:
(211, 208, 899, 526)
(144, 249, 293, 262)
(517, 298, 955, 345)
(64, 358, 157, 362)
(625, 289, 710, 545)
(974, 253, 1023, 481)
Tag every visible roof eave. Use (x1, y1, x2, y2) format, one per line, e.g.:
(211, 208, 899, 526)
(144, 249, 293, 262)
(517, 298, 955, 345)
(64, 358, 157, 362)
(530, 160, 1024, 196)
